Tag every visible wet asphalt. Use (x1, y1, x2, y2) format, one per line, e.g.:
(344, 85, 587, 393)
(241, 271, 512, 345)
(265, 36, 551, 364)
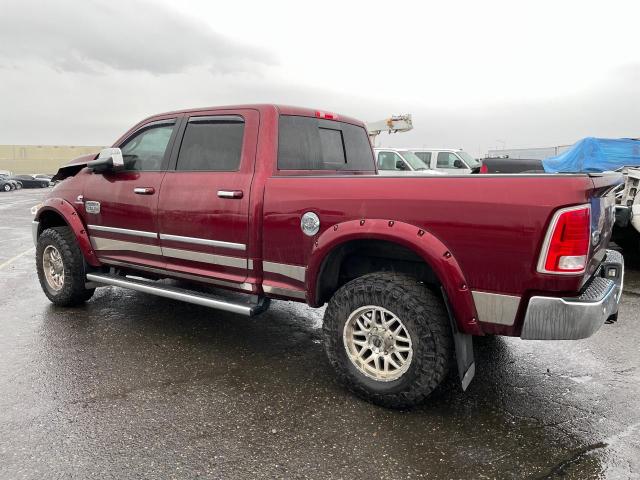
(0, 188, 639, 479)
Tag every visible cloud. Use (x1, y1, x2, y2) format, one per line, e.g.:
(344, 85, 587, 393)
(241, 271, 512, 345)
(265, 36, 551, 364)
(0, 0, 275, 74)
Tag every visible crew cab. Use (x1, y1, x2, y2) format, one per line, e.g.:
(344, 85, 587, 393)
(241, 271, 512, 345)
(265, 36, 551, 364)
(32, 104, 624, 408)
(408, 148, 481, 174)
(374, 148, 445, 175)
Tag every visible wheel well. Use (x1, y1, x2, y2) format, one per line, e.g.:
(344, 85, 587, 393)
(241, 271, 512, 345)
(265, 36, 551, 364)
(37, 210, 68, 238)
(315, 239, 440, 305)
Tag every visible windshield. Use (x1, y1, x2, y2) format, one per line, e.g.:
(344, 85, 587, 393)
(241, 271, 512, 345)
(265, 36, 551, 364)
(458, 151, 480, 168)
(398, 151, 430, 170)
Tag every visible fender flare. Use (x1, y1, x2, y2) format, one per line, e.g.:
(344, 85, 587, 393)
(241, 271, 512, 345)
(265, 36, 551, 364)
(306, 219, 483, 336)
(35, 197, 102, 267)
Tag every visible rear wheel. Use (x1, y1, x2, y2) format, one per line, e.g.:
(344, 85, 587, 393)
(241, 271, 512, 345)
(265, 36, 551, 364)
(36, 226, 95, 306)
(323, 272, 453, 408)
(40, 182, 48, 188)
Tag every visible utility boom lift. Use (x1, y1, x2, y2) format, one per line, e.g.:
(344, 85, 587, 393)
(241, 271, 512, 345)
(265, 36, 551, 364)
(366, 114, 413, 145)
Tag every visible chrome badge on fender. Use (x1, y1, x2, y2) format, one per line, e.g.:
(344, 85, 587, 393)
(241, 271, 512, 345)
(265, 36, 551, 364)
(85, 201, 101, 214)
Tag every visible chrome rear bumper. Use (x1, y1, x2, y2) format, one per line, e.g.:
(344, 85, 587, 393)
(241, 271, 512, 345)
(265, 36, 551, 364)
(521, 249, 624, 340)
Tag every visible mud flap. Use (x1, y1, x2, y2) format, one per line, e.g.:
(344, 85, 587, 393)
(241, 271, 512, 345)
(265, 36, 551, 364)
(440, 287, 475, 391)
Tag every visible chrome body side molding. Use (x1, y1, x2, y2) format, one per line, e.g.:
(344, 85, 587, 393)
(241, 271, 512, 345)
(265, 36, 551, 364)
(471, 291, 521, 326)
(159, 233, 246, 251)
(88, 224, 157, 239)
(262, 261, 306, 282)
(32, 220, 39, 246)
(263, 284, 306, 299)
(90, 237, 163, 256)
(162, 247, 247, 269)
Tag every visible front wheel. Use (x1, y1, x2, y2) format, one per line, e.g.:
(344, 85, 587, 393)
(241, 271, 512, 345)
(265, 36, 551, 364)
(2, 183, 10, 192)
(323, 272, 453, 408)
(36, 226, 95, 306)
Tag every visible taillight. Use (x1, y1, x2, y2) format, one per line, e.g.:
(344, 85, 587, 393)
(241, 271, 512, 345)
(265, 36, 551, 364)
(537, 204, 591, 274)
(479, 163, 488, 174)
(315, 110, 337, 120)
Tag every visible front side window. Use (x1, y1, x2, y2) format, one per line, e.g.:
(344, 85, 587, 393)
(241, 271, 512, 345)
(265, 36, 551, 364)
(436, 152, 466, 169)
(176, 117, 245, 171)
(120, 123, 175, 171)
(278, 115, 374, 171)
(377, 151, 405, 170)
(398, 151, 429, 170)
(457, 151, 480, 168)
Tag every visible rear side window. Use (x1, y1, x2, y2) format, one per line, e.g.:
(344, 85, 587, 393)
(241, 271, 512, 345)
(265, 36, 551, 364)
(278, 115, 374, 171)
(176, 116, 244, 171)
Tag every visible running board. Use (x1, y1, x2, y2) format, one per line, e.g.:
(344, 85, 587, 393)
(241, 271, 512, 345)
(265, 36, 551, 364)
(86, 273, 270, 316)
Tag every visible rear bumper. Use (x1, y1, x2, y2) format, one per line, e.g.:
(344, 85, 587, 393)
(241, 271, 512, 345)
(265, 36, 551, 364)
(521, 249, 624, 340)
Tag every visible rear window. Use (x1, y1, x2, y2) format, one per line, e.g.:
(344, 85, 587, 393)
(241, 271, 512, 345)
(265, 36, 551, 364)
(278, 115, 374, 171)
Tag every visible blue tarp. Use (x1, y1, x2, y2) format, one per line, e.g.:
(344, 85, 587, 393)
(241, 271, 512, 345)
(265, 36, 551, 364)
(542, 137, 640, 173)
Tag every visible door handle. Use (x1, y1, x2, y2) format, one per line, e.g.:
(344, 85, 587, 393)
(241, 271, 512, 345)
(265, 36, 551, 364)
(217, 190, 243, 199)
(134, 187, 155, 195)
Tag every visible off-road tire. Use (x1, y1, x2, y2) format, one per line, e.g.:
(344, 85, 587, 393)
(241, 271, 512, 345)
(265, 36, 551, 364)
(323, 272, 453, 408)
(36, 226, 95, 306)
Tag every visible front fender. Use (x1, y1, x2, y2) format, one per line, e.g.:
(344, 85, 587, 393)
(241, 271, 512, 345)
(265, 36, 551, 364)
(306, 219, 483, 336)
(35, 198, 102, 267)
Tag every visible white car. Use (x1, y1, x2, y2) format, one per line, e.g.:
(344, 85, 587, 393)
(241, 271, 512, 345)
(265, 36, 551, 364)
(374, 148, 445, 176)
(407, 148, 480, 174)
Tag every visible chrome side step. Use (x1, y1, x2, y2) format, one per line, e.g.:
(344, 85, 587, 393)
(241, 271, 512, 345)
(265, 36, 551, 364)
(86, 273, 270, 316)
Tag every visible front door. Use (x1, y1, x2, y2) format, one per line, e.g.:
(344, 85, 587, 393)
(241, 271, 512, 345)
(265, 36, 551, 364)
(435, 151, 470, 174)
(156, 110, 258, 286)
(81, 118, 179, 269)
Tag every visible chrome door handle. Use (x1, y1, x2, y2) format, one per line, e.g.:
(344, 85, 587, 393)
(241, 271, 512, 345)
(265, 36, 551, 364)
(217, 190, 243, 199)
(134, 187, 155, 195)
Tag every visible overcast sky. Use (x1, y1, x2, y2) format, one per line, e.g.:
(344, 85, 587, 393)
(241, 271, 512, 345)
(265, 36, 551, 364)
(0, 0, 638, 156)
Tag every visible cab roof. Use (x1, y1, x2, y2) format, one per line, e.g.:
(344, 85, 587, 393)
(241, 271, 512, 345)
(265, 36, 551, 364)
(140, 104, 365, 128)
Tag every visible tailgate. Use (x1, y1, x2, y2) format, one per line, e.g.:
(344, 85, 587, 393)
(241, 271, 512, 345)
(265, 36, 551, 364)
(585, 173, 622, 280)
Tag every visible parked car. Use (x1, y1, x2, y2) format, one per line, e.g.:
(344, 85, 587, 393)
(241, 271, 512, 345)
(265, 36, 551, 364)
(0, 174, 21, 191)
(374, 148, 445, 175)
(33, 104, 623, 408)
(404, 148, 481, 174)
(0, 176, 15, 192)
(10, 174, 50, 188)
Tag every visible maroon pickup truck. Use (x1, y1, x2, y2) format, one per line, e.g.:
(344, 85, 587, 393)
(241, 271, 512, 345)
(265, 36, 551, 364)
(32, 104, 624, 408)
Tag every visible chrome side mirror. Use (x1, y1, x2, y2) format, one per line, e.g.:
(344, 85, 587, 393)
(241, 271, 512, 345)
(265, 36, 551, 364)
(88, 148, 125, 173)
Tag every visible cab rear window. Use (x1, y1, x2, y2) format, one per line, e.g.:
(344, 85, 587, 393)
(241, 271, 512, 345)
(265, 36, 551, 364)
(278, 115, 374, 171)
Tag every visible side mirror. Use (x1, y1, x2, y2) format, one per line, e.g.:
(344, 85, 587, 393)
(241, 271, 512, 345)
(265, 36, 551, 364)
(396, 160, 407, 170)
(453, 159, 464, 169)
(87, 148, 125, 173)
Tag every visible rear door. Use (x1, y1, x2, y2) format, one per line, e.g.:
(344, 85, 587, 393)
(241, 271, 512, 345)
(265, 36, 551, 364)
(81, 118, 179, 269)
(156, 109, 258, 285)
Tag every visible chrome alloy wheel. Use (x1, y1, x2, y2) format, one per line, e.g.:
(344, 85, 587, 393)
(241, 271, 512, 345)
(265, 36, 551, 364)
(42, 245, 65, 291)
(343, 305, 413, 382)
